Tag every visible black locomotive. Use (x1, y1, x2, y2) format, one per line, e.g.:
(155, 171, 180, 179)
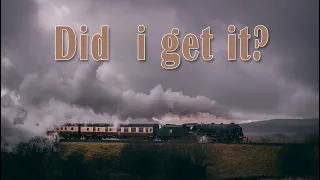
(53, 122, 245, 143)
(157, 123, 245, 143)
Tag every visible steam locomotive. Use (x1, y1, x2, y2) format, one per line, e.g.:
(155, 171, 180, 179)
(53, 122, 245, 143)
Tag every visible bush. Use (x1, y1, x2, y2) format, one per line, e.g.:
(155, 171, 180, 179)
(2, 136, 56, 180)
(2, 140, 212, 180)
(277, 143, 319, 177)
(119, 143, 211, 180)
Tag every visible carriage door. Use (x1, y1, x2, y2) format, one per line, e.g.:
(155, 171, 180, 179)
(117, 126, 121, 137)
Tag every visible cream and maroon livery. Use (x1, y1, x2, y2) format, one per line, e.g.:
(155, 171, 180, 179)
(56, 123, 159, 140)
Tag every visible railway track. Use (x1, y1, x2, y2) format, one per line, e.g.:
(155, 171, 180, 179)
(58, 139, 306, 146)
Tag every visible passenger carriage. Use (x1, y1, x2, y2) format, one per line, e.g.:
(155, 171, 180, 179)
(55, 123, 160, 140)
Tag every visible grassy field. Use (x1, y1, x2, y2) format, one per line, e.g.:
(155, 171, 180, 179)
(57, 142, 319, 179)
(1, 138, 319, 180)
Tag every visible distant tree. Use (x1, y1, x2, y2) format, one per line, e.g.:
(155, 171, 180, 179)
(12, 136, 56, 180)
(14, 136, 55, 155)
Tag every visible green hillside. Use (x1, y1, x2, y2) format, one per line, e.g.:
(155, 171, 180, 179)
(1, 139, 319, 180)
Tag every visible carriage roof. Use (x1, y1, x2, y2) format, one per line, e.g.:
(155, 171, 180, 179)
(63, 123, 157, 127)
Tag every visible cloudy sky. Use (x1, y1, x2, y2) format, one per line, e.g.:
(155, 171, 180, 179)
(1, 0, 319, 144)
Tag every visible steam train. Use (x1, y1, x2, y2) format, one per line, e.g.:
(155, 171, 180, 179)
(53, 122, 245, 143)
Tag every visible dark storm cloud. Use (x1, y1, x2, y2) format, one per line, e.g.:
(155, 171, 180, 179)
(1, 0, 37, 45)
(0, 0, 319, 147)
(119, 0, 319, 116)
(1, 0, 57, 91)
(156, 0, 319, 115)
(218, 0, 320, 93)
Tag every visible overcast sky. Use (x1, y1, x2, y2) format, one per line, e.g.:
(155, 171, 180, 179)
(1, 0, 319, 145)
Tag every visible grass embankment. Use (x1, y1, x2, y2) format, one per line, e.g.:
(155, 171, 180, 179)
(1, 138, 318, 180)
(58, 142, 319, 179)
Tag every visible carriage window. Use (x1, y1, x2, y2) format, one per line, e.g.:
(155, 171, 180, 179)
(124, 127, 128, 132)
(71, 127, 74, 130)
(60, 127, 63, 130)
(149, 128, 152, 132)
(109, 128, 112, 132)
(65, 127, 67, 130)
(97, 128, 100, 131)
(131, 127, 136, 132)
(87, 128, 89, 131)
(139, 127, 143, 132)
(93, 127, 96, 131)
